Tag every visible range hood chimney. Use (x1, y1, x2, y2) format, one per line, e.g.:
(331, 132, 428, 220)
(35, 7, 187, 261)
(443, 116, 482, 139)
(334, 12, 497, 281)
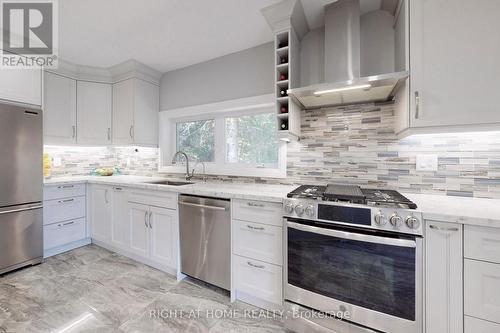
(288, 0, 408, 109)
(324, 0, 360, 83)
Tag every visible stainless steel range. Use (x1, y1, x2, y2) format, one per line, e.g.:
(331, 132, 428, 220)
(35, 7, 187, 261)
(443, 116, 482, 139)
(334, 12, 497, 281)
(283, 184, 423, 333)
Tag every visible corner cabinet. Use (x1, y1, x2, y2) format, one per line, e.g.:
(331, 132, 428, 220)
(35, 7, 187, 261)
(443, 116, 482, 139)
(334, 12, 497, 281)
(425, 220, 463, 333)
(408, 0, 500, 129)
(76, 81, 112, 145)
(112, 78, 159, 146)
(43, 72, 77, 144)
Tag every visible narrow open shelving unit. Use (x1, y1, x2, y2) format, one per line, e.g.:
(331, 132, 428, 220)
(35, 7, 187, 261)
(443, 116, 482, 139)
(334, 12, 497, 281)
(274, 29, 300, 141)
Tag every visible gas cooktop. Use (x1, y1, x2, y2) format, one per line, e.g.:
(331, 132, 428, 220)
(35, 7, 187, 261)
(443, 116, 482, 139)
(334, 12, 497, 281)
(287, 184, 417, 209)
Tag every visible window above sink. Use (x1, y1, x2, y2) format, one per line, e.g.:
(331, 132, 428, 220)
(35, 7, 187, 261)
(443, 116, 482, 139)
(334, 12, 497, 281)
(159, 94, 286, 178)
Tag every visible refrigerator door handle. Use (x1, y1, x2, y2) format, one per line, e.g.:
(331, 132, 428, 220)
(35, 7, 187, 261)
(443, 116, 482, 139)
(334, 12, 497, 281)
(0, 205, 43, 215)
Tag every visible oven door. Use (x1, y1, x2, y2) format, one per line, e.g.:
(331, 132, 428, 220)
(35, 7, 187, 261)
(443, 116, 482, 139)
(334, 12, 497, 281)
(285, 219, 423, 333)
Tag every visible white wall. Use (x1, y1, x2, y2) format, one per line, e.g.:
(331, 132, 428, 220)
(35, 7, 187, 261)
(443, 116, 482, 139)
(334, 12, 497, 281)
(160, 42, 274, 111)
(360, 10, 395, 76)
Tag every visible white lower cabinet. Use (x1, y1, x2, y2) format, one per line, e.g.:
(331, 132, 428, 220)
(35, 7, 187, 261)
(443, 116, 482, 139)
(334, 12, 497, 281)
(232, 199, 283, 309)
(110, 187, 129, 250)
(89, 185, 112, 243)
(233, 219, 282, 265)
(149, 205, 177, 269)
(128, 202, 150, 258)
(465, 259, 500, 324)
(44, 218, 86, 250)
(43, 184, 88, 257)
(424, 220, 463, 333)
(127, 202, 178, 271)
(465, 316, 500, 333)
(234, 256, 282, 306)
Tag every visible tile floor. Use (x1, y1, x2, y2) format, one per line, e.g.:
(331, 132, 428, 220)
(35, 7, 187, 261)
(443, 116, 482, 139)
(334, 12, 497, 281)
(0, 245, 289, 333)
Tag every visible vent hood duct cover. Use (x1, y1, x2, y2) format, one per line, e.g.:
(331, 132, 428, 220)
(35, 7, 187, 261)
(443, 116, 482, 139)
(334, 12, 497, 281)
(288, 0, 408, 109)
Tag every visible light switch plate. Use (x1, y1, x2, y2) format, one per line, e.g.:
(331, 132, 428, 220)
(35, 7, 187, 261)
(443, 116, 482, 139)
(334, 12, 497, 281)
(416, 154, 438, 171)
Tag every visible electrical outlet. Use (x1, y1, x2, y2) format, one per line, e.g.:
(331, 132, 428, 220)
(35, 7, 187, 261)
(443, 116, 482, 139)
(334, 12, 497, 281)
(52, 156, 62, 167)
(416, 154, 438, 172)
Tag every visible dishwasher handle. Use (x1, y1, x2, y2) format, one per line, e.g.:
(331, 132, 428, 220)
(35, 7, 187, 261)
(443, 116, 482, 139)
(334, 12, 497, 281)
(178, 201, 227, 211)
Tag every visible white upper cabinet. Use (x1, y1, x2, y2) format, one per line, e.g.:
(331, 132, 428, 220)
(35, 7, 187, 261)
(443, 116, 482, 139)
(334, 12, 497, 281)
(43, 72, 77, 145)
(77, 81, 112, 145)
(409, 0, 500, 129)
(0, 66, 42, 106)
(112, 78, 159, 146)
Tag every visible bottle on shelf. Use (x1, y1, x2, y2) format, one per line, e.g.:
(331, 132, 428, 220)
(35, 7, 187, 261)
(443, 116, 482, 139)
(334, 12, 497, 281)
(279, 89, 288, 97)
(278, 41, 288, 48)
(280, 105, 288, 113)
(280, 57, 288, 64)
(279, 73, 287, 81)
(280, 119, 289, 131)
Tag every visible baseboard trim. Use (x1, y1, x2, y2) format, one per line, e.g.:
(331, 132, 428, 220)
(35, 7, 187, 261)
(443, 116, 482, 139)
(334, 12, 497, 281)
(43, 238, 91, 258)
(91, 239, 177, 277)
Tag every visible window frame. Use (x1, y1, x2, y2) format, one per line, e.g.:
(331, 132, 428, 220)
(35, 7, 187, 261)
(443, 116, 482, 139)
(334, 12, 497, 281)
(159, 94, 286, 178)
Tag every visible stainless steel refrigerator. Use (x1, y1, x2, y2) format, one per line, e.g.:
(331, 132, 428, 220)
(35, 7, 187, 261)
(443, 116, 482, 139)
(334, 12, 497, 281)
(0, 102, 43, 275)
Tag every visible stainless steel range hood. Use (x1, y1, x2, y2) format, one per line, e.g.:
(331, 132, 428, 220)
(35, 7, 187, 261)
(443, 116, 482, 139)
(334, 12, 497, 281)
(288, 0, 408, 109)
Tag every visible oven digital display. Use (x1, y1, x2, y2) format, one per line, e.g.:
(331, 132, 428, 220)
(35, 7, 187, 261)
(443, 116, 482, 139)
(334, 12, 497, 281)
(317, 205, 371, 225)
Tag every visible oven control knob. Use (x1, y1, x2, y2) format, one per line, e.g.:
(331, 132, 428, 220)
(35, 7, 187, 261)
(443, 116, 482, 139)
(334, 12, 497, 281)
(305, 205, 315, 217)
(294, 204, 305, 216)
(284, 203, 294, 214)
(374, 212, 386, 226)
(389, 214, 402, 228)
(405, 216, 420, 229)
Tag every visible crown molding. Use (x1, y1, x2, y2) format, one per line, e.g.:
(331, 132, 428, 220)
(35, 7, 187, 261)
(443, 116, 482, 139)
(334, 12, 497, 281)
(46, 58, 161, 85)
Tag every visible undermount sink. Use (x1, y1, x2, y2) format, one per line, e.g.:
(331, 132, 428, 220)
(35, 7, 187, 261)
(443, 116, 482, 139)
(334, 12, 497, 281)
(145, 180, 193, 186)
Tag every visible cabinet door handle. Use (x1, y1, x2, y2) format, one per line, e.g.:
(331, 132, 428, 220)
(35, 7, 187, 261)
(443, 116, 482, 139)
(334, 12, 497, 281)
(57, 185, 74, 189)
(414, 91, 420, 119)
(104, 189, 109, 204)
(247, 225, 265, 231)
(429, 225, 459, 232)
(247, 261, 265, 269)
(113, 187, 122, 191)
(57, 198, 74, 204)
(149, 211, 153, 228)
(107, 128, 111, 141)
(72, 125, 76, 138)
(247, 202, 265, 208)
(144, 211, 148, 228)
(58, 221, 75, 227)
(129, 125, 134, 139)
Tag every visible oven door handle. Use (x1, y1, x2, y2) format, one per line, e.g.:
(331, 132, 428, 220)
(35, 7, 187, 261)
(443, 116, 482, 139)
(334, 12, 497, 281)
(287, 222, 417, 248)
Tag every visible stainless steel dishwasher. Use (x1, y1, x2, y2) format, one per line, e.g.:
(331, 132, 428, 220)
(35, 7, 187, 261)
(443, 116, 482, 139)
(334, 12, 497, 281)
(178, 194, 231, 290)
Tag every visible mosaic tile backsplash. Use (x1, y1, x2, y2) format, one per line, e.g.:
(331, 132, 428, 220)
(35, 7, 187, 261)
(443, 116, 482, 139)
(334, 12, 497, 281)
(44, 146, 159, 178)
(45, 102, 500, 199)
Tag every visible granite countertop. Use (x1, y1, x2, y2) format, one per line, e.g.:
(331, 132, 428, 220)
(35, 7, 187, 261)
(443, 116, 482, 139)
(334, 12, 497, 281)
(44, 176, 500, 227)
(44, 175, 296, 203)
(404, 192, 500, 229)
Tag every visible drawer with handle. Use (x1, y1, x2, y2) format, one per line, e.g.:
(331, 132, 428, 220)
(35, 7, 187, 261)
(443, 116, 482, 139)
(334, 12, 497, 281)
(234, 255, 282, 306)
(232, 199, 282, 226)
(129, 190, 177, 210)
(233, 219, 282, 265)
(43, 218, 86, 250)
(465, 259, 500, 324)
(44, 183, 86, 201)
(465, 225, 500, 264)
(43, 196, 86, 225)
